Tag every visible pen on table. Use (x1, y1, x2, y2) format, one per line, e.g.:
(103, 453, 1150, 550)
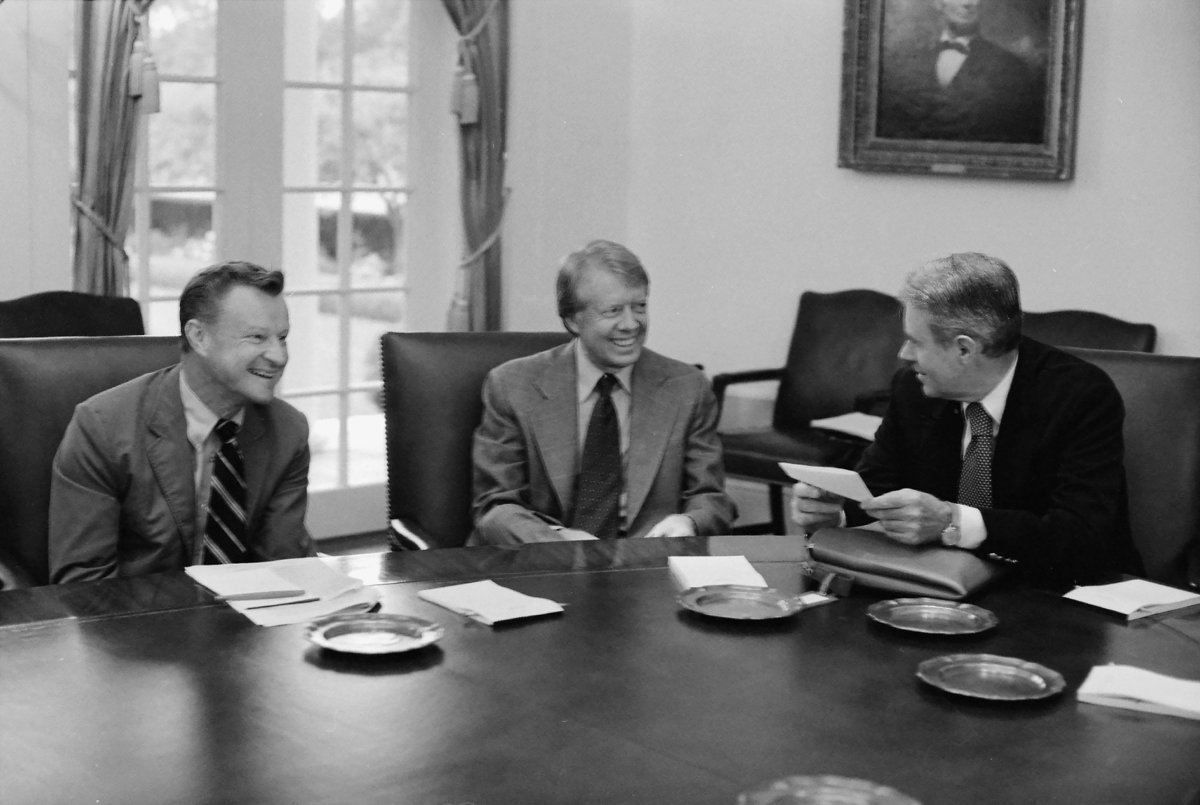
(215, 590, 306, 602)
(244, 597, 320, 609)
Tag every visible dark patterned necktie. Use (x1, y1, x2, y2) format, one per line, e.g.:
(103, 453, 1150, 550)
(957, 402, 994, 509)
(571, 374, 622, 538)
(203, 418, 249, 563)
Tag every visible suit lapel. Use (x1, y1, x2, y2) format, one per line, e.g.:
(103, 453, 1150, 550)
(239, 404, 269, 529)
(990, 343, 1037, 505)
(626, 353, 680, 525)
(527, 346, 579, 517)
(145, 366, 198, 557)
(919, 396, 963, 501)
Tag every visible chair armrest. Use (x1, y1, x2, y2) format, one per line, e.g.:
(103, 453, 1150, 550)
(711, 368, 785, 413)
(854, 388, 893, 417)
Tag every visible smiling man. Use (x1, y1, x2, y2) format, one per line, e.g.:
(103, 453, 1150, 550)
(470, 239, 735, 544)
(49, 261, 314, 583)
(791, 253, 1142, 587)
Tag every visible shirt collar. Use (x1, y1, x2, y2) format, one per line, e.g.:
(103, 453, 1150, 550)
(574, 339, 633, 401)
(965, 354, 1018, 427)
(180, 368, 244, 449)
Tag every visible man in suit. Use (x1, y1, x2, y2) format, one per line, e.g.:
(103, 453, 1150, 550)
(49, 261, 314, 583)
(876, 0, 1044, 143)
(792, 253, 1142, 587)
(470, 240, 736, 545)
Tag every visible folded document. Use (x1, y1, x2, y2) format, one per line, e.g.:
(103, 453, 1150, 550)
(1063, 578, 1200, 620)
(667, 555, 767, 592)
(1077, 664, 1200, 722)
(418, 580, 563, 626)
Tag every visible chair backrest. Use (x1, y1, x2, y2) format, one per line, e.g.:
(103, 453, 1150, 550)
(774, 289, 905, 429)
(1067, 348, 1200, 588)
(0, 291, 145, 338)
(381, 331, 571, 549)
(1023, 310, 1156, 353)
(0, 336, 180, 586)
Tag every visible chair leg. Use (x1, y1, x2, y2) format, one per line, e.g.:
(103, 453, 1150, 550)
(768, 484, 785, 534)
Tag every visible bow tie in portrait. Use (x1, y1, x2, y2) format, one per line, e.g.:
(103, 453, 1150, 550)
(938, 39, 969, 54)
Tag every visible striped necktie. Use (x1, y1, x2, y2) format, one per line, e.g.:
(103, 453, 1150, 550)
(203, 418, 249, 563)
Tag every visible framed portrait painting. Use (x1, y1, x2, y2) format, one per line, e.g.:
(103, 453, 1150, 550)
(838, 0, 1083, 180)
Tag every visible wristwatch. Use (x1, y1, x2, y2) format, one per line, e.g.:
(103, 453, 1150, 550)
(940, 503, 962, 547)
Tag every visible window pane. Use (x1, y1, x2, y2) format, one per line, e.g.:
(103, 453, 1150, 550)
(285, 0, 344, 83)
(283, 89, 342, 186)
(349, 192, 405, 287)
(348, 291, 403, 385)
(354, 0, 410, 86)
(127, 193, 214, 301)
(294, 394, 343, 491)
(282, 192, 340, 293)
(347, 390, 386, 486)
(353, 90, 407, 186)
(150, 0, 217, 78)
(146, 301, 181, 340)
(149, 82, 216, 186)
(281, 293, 341, 393)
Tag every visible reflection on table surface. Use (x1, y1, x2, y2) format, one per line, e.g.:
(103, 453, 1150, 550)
(2, 535, 1198, 805)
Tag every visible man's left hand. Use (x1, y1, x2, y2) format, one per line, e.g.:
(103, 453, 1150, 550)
(860, 489, 951, 545)
(642, 514, 697, 539)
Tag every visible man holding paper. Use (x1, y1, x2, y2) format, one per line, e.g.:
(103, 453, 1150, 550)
(470, 240, 735, 544)
(791, 253, 1142, 587)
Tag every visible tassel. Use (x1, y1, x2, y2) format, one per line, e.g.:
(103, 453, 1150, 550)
(141, 53, 160, 114)
(128, 40, 146, 98)
(458, 71, 479, 125)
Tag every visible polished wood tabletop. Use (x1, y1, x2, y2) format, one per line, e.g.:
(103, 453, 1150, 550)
(2, 536, 1199, 805)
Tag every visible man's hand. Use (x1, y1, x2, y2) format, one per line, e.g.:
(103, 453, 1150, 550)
(789, 482, 845, 533)
(643, 514, 697, 539)
(860, 489, 952, 545)
(554, 528, 599, 541)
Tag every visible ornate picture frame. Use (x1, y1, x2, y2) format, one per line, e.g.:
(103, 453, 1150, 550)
(838, 0, 1083, 181)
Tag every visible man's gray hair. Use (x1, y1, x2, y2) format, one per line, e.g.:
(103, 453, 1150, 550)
(555, 240, 649, 321)
(899, 252, 1022, 356)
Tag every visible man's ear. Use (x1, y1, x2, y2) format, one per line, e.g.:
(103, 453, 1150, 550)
(184, 319, 207, 355)
(953, 334, 978, 360)
(562, 315, 579, 337)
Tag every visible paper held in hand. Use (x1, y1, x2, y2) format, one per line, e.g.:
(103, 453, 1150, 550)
(418, 580, 563, 626)
(779, 462, 873, 502)
(1077, 664, 1200, 722)
(1063, 578, 1200, 620)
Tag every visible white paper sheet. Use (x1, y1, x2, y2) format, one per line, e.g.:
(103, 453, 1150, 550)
(667, 555, 768, 592)
(417, 580, 563, 626)
(779, 462, 873, 502)
(809, 412, 883, 442)
(1078, 664, 1200, 721)
(1063, 579, 1200, 619)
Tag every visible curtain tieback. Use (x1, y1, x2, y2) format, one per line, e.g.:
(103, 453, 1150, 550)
(72, 197, 127, 255)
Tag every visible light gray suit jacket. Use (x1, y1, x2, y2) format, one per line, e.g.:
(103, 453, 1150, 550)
(470, 342, 736, 545)
(49, 364, 314, 583)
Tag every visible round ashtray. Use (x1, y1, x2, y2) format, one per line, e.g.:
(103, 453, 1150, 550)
(738, 774, 921, 804)
(305, 613, 444, 655)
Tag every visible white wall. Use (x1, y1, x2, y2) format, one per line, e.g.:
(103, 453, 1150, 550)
(505, 1, 1200, 372)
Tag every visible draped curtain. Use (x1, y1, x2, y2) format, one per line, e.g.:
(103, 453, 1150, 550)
(442, 0, 509, 332)
(72, 0, 153, 296)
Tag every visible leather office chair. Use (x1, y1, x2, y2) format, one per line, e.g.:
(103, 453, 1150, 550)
(0, 290, 145, 337)
(381, 331, 570, 550)
(0, 336, 179, 587)
(1023, 309, 1156, 353)
(1067, 348, 1200, 589)
(713, 290, 905, 533)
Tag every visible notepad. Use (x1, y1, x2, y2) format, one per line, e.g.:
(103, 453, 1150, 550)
(418, 580, 563, 626)
(1063, 579, 1200, 620)
(667, 555, 768, 592)
(1077, 665, 1200, 722)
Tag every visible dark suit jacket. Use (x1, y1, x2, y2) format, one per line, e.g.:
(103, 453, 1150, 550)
(852, 338, 1141, 588)
(49, 364, 314, 583)
(470, 343, 736, 545)
(877, 34, 1045, 143)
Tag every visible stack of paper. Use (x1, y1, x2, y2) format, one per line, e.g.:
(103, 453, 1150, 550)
(418, 580, 562, 626)
(187, 557, 380, 627)
(1077, 665, 1200, 722)
(1063, 579, 1200, 620)
(667, 555, 767, 592)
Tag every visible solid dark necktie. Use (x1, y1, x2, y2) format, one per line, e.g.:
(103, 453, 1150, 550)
(957, 402, 994, 509)
(571, 374, 623, 538)
(203, 418, 249, 563)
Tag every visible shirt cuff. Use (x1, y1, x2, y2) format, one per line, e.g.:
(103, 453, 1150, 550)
(956, 505, 987, 550)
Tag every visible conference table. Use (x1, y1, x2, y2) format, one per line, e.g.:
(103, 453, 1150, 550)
(2, 535, 1198, 805)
